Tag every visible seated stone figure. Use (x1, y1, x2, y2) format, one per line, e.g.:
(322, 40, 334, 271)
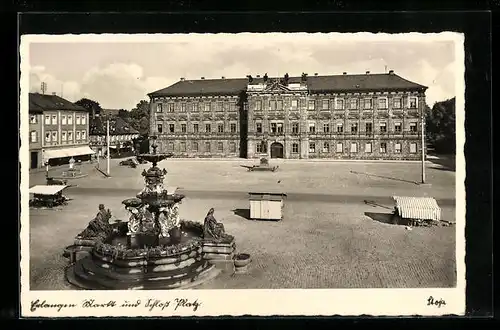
(77, 204, 113, 240)
(203, 208, 228, 241)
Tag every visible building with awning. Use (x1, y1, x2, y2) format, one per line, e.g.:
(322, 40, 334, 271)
(29, 92, 91, 167)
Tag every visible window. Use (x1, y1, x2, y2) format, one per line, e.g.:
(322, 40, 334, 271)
(169, 124, 175, 133)
(205, 103, 211, 112)
(30, 131, 37, 142)
(256, 122, 262, 133)
(366, 122, 373, 133)
(323, 142, 330, 153)
(157, 124, 163, 133)
(30, 115, 37, 124)
(167, 142, 174, 151)
(277, 123, 283, 133)
(409, 97, 417, 109)
(217, 142, 223, 152)
(409, 122, 417, 132)
(309, 142, 316, 153)
(378, 98, 388, 109)
(168, 103, 175, 112)
(308, 122, 316, 133)
(76, 115, 81, 125)
(364, 98, 373, 109)
(335, 99, 344, 110)
(395, 143, 402, 153)
(292, 143, 299, 153)
(81, 115, 86, 125)
(61, 115, 67, 125)
(157, 103, 163, 112)
(394, 122, 402, 133)
(292, 122, 299, 133)
(75, 131, 80, 140)
(270, 123, 277, 133)
(323, 123, 330, 133)
(256, 141, 267, 153)
(180, 142, 186, 152)
(61, 131, 67, 141)
(67, 131, 73, 141)
(216, 102, 223, 112)
(291, 100, 298, 108)
(308, 100, 315, 110)
(277, 100, 283, 110)
(52, 131, 57, 142)
(230, 123, 237, 133)
(336, 123, 343, 133)
(351, 123, 358, 134)
(350, 98, 359, 109)
(365, 142, 372, 153)
(410, 143, 417, 153)
(45, 132, 51, 142)
(270, 100, 276, 110)
(218, 123, 224, 133)
(52, 115, 57, 125)
(380, 142, 387, 153)
(336, 142, 343, 153)
(255, 100, 262, 111)
(380, 122, 387, 133)
(192, 141, 199, 152)
(193, 103, 199, 112)
(67, 115, 73, 125)
(229, 142, 236, 153)
(322, 99, 329, 110)
(181, 124, 187, 133)
(45, 115, 50, 125)
(393, 98, 402, 109)
(350, 142, 358, 153)
(223, 102, 230, 111)
(205, 123, 211, 133)
(181, 103, 186, 112)
(193, 123, 199, 133)
(81, 131, 86, 140)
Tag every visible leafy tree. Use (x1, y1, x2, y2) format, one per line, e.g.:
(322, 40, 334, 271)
(75, 98, 102, 117)
(117, 109, 130, 119)
(426, 97, 456, 154)
(128, 100, 150, 135)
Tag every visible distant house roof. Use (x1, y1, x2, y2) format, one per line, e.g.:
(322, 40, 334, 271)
(89, 116, 139, 136)
(101, 109, 122, 116)
(148, 72, 427, 97)
(29, 93, 87, 112)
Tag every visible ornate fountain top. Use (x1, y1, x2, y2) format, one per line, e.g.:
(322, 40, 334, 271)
(138, 135, 174, 168)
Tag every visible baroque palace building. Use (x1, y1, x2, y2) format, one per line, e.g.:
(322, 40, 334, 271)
(148, 70, 427, 160)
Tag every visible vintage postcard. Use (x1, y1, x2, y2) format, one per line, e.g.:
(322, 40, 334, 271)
(20, 32, 465, 317)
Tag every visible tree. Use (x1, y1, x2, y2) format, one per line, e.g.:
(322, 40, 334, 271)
(426, 97, 456, 154)
(117, 109, 130, 119)
(75, 98, 102, 117)
(128, 100, 150, 135)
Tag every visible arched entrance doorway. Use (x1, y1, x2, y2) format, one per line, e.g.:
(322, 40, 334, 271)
(270, 142, 284, 159)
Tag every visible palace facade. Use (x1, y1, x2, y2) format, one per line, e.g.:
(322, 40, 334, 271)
(148, 71, 427, 160)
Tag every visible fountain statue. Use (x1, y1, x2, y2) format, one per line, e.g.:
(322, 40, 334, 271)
(64, 136, 237, 290)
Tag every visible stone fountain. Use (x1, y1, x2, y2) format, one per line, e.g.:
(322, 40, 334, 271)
(64, 136, 237, 290)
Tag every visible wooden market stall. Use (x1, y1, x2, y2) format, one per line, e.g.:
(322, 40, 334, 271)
(248, 192, 287, 221)
(392, 196, 441, 226)
(29, 185, 69, 208)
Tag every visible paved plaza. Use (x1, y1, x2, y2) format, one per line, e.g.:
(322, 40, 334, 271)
(27, 158, 457, 290)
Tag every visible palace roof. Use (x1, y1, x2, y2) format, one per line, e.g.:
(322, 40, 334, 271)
(29, 93, 87, 112)
(148, 72, 427, 97)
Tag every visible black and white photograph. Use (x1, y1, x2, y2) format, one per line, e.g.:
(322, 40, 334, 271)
(20, 32, 465, 317)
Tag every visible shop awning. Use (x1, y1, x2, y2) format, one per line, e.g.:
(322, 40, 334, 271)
(43, 146, 95, 160)
(393, 196, 441, 221)
(29, 185, 68, 195)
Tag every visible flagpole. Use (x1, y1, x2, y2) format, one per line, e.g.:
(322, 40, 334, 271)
(107, 119, 110, 176)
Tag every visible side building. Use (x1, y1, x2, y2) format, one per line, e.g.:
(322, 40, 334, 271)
(89, 114, 140, 158)
(29, 93, 95, 167)
(148, 71, 427, 160)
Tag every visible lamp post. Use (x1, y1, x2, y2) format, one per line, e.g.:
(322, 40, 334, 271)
(106, 119, 110, 176)
(421, 104, 426, 184)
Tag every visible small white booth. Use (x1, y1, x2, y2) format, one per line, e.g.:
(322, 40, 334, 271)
(248, 192, 287, 221)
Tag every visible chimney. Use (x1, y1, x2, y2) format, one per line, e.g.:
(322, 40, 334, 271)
(256, 75, 260, 78)
(201, 77, 205, 80)
(221, 76, 225, 79)
(388, 70, 394, 74)
(366, 71, 370, 74)
(343, 72, 347, 75)
(180, 77, 185, 81)
(314, 73, 318, 76)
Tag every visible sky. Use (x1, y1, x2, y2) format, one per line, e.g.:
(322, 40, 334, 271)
(26, 33, 459, 110)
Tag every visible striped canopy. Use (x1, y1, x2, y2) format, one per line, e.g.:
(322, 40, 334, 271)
(393, 196, 441, 221)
